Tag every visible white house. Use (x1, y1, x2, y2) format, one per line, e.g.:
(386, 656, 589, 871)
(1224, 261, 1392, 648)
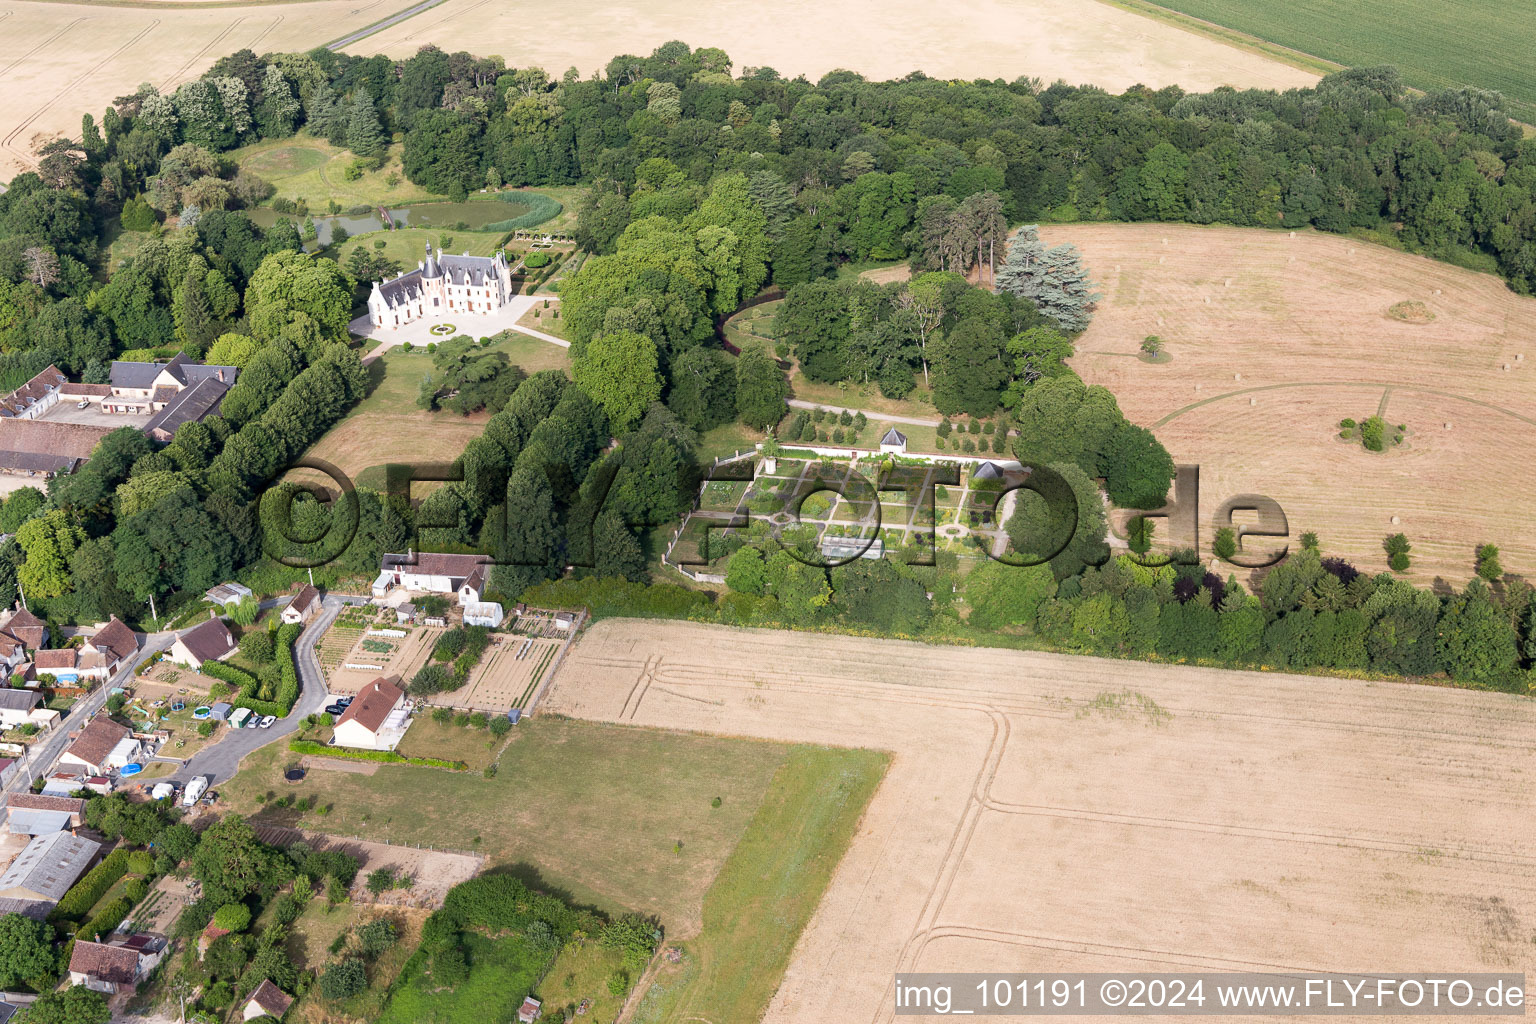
(367, 243, 516, 330)
(167, 616, 238, 669)
(0, 366, 65, 421)
(0, 688, 39, 729)
(68, 935, 165, 995)
(59, 717, 138, 776)
(331, 677, 410, 751)
(243, 979, 294, 1021)
(282, 584, 322, 625)
(374, 551, 491, 606)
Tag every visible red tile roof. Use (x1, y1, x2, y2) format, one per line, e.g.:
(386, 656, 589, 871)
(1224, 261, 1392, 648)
(87, 617, 137, 662)
(334, 677, 404, 734)
(69, 940, 139, 985)
(33, 650, 75, 671)
(247, 979, 294, 1016)
(65, 717, 130, 770)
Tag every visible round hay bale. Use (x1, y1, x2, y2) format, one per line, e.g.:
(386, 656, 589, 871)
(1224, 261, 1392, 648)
(1195, 384, 1202, 391)
(1503, 363, 1511, 371)
(1203, 296, 1210, 304)
(1518, 354, 1524, 362)
(1289, 231, 1295, 238)
(1444, 422, 1452, 430)
(1234, 373, 1242, 381)
(1391, 516, 1400, 525)
(1249, 397, 1256, 406)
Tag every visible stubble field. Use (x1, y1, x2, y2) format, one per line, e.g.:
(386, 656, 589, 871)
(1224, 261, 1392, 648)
(547, 618, 1536, 1024)
(1053, 223, 1536, 584)
(0, 0, 411, 178)
(346, 0, 1316, 94)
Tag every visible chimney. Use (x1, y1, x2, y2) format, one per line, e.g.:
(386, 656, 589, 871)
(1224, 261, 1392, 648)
(217, 369, 225, 382)
(209, 608, 218, 620)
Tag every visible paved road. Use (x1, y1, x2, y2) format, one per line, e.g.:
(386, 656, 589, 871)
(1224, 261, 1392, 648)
(168, 595, 365, 789)
(2, 632, 176, 796)
(325, 0, 445, 50)
(786, 398, 941, 427)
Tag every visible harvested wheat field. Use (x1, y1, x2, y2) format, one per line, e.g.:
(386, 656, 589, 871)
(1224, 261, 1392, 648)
(547, 618, 1536, 1024)
(1052, 223, 1536, 584)
(0, 0, 402, 178)
(349, 0, 1316, 96)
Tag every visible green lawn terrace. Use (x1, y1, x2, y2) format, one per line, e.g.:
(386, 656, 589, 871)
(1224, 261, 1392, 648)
(666, 449, 1029, 577)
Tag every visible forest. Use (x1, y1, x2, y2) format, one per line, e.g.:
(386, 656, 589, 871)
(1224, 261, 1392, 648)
(0, 38, 1530, 693)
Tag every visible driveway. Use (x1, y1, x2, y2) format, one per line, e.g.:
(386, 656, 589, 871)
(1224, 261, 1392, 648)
(350, 294, 565, 362)
(786, 398, 941, 427)
(169, 594, 367, 788)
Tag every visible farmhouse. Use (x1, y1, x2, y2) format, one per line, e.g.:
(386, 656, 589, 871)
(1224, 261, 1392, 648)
(242, 979, 294, 1021)
(331, 677, 410, 751)
(373, 551, 491, 605)
(59, 717, 138, 776)
(3, 794, 86, 836)
(367, 243, 516, 330)
(282, 584, 322, 625)
(104, 351, 237, 423)
(0, 830, 99, 903)
(167, 616, 238, 669)
(68, 935, 165, 995)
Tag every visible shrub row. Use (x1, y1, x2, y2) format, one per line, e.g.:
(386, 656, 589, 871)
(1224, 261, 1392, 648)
(51, 849, 131, 922)
(213, 623, 304, 719)
(81, 895, 133, 940)
(288, 739, 466, 771)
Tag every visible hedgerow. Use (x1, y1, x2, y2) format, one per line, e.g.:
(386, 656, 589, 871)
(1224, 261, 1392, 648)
(287, 740, 466, 771)
(51, 849, 131, 922)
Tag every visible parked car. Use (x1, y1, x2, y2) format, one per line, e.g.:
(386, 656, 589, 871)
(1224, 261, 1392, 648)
(245, 714, 260, 728)
(337, 696, 354, 707)
(76, 399, 89, 409)
(324, 704, 346, 716)
(258, 715, 275, 729)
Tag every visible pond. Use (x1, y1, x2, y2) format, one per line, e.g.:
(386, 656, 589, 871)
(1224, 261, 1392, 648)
(246, 199, 530, 245)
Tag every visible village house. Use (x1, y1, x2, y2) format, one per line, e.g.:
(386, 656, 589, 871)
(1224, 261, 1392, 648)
(331, 677, 410, 751)
(40, 772, 110, 797)
(58, 717, 139, 776)
(85, 616, 138, 676)
(0, 366, 66, 421)
(0, 757, 19, 789)
(0, 607, 47, 651)
(242, 979, 294, 1021)
(167, 615, 238, 670)
(373, 551, 491, 606)
(367, 243, 516, 330)
(281, 584, 322, 625)
(0, 688, 40, 729)
(68, 935, 166, 995)
(3, 794, 86, 836)
(0, 830, 99, 904)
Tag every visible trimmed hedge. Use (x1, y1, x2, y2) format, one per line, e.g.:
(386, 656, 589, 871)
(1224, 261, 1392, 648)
(51, 849, 131, 922)
(288, 739, 466, 771)
(214, 622, 303, 719)
(81, 895, 132, 940)
(484, 191, 561, 234)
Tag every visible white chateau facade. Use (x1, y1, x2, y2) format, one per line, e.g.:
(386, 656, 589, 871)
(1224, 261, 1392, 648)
(367, 242, 516, 329)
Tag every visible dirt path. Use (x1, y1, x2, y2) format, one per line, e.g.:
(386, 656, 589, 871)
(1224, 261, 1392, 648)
(547, 619, 1536, 1024)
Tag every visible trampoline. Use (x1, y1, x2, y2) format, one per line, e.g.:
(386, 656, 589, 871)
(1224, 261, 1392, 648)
(171, 700, 186, 712)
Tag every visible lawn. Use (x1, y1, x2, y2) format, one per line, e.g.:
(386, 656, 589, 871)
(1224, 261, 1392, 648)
(234, 137, 438, 209)
(1123, 0, 1536, 122)
(218, 718, 795, 930)
(378, 929, 550, 1024)
(332, 226, 504, 272)
(515, 301, 566, 339)
(394, 716, 506, 772)
(299, 331, 570, 491)
(631, 747, 889, 1024)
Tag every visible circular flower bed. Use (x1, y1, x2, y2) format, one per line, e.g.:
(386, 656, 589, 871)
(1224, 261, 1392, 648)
(429, 323, 457, 336)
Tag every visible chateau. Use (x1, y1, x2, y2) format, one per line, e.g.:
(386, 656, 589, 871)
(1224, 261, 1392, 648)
(367, 242, 516, 330)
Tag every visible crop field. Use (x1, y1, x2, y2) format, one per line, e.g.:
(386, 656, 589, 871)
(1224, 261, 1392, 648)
(1053, 223, 1536, 584)
(0, 0, 412, 179)
(1122, 0, 1536, 122)
(347, 0, 1315, 96)
(549, 618, 1536, 1024)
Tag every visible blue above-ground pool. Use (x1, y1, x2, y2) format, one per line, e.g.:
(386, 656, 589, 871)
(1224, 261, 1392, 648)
(119, 763, 142, 776)
(192, 706, 212, 719)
